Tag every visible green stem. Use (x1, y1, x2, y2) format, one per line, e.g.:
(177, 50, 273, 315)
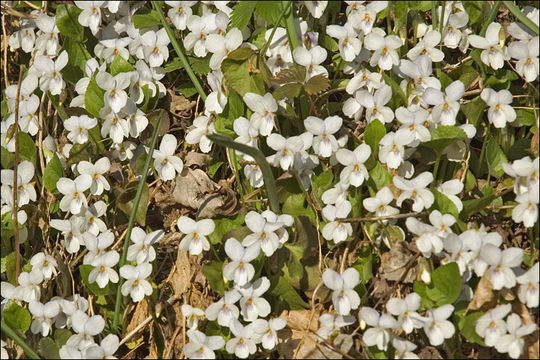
(432, 152, 442, 188)
(152, 1, 207, 101)
(431, 1, 438, 31)
(283, 0, 300, 57)
(208, 134, 280, 213)
(502, 1, 539, 35)
(112, 110, 164, 332)
(480, 2, 502, 36)
(476, 125, 490, 176)
(1, 319, 40, 359)
(260, 1, 292, 58)
(439, 1, 446, 36)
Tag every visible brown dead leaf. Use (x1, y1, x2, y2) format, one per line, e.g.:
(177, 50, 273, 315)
(125, 298, 150, 337)
(167, 89, 196, 116)
(379, 241, 417, 283)
(531, 129, 539, 157)
(418, 346, 443, 359)
(467, 274, 497, 312)
(277, 309, 344, 359)
(511, 300, 540, 359)
(184, 152, 212, 168)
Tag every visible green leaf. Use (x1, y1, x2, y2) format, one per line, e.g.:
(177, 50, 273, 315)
(413, 281, 436, 310)
(19, 132, 36, 165)
(54, 329, 72, 347)
(457, 310, 486, 345)
(222, 57, 265, 96)
(408, 1, 431, 11)
(133, 10, 161, 28)
(486, 138, 508, 178)
(509, 138, 531, 161)
(230, 1, 257, 30)
(320, 34, 339, 52)
(461, 194, 497, 220)
(1, 146, 14, 169)
(449, 65, 479, 89)
(364, 120, 386, 155)
(62, 37, 91, 84)
(273, 83, 302, 99)
(368, 162, 392, 190)
(226, 47, 255, 61)
(2, 301, 31, 333)
(110, 55, 135, 76)
(84, 76, 105, 118)
(381, 73, 406, 107)
(176, 82, 198, 98)
(79, 264, 115, 296)
(226, 91, 245, 120)
(208, 214, 245, 245)
(3, 252, 17, 284)
(426, 262, 461, 305)
(39, 337, 60, 359)
(202, 261, 226, 295)
(393, 1, 408, 31)
(55, 4, 83, 41)
(43, 153, 64, 194)
(304, 74, 329, 95)
(272, 65, 305, 84)
(116, 180, 149, 226)
(189, 56, 211, 75)
(353, 247, 373, 284)
(165, 57, 184, 73)
(282, 193, 316, 225)
(432, 190, 460, 218)
(461, 96, 486, 126)
(208, 161, 224, 178)
(514, 109, 535, 127)
(215, 115, 236, 137)
(311, 167, 334, 204)
(254, 1, 284, 24)
(271, 275, 308, 310)
(422, 126, 467, 154)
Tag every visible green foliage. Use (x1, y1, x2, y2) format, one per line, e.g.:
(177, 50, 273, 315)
(486, 138, 508, 178)
(38, 337, 60, 359)
(304, 74, 330, 95)
(422, 126, 467, 154)
(203, 261, 226, 295)
(364, 120, 386, 155)
(208, 214, 246, 245)
(353, 246, 373, 284)
(18, 132, 37, 165)
(55, 4, 84, 41)
(84, 76, 105, 118)
(2, 301, 31, 333)
(432, 190, 460, 218)
(110, 55, 135, 76)
(230, 1, 257, 29)
(368, 162, 392, 190)
(133, 10, 161, 28)
(271, 274, 309, 310)
(415, 262, 462, 308)
(116, 180, 149, 227)
(222, 56, 266, 96)
(62, 37, 91, 84)
(311, 167, 334, 205)
(461, 96, 486, 126)
(456, 310, 486, 346)
(43, 154, 64, 194)
(461, 193, 497, 220)
(282, 193, 316, 225)
(254, 1, 284, 24)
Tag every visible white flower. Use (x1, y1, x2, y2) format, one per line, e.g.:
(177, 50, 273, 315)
(323, 268, 361, 315)
(481, 244, 523, 290)
(336, 144, 371, 187)
(407, 30, 444, 62)
(363, 187, 399, 220)
(177, 217, 214, 255)
(516, 262, 539, 308)
(96, 72, 131, 113)
(17, 270, 42, 303)
(304, 115, 342, 158)
(326, 23, 362, 61)
(360, 307, 398, 351)
(206, 28, 243, 70)
(33, 51, 68, 95)
(127, 228, 164, 264)
(8, 19, 35, 53)
(66, 310, 105, 350)
(322, 181, 349, 206)
(99, 37, 131, 63)
(166, 1, 197, 30)
(378, 131, 409, 169)
(392, 337, 419, 359)
(359, 85, 394, 124)
(184, 329, 225, 359)
(57, 175, 92, 215)
(112, 141, 136, 161)
(508, 38, 539, 82)
(423, 304, 455, 346)
(495, 313, 536, 359)
(429, 210, 455, 237)
(233, 116, 259, 147)
(322, 201, 353, 243)
(348, 1, 387, 34)
(75, 1, 104, 35)
(394, 172, 434, 212)
(503, 156, 539, 197)
(293, 45, 328, 79)
(399, 55, 441, 105)
(82, 201, 107, 236)
(120, 263, 153, 302)
(88, 251, 119, 288)
(475, 303, 511, 346)
(84, 230, 114, 265)
(186, 115, 216, 153)
(182, 304, 205, 330)
(141, 28, 171, 67)
(251, 317, 287, 350)
(406, 217, 442, 258)
(226, 319, 257, 358)
(317, 312, 356, 340)
(82, 334, 119, 359)
(30, 252, 57, 281)
(423, 80, 464, 125)
(242, 211, 283, 257)
(1, 340, 7, 360)
(130, 60, 165, 104)
(304, 1, 328, 18)
(395, 106, 431, 145)
(51, 216, 86, 254)
(513, 191, 539, 228)
(469, 22, 506, 70)
(153, 134, 184, 181)
(205, 289, 241, 327)
(365, 30, 402, 70)
(237, 277, 271, 322)
(244, 161, 264, 188)
(481, 88, 517, 128)
(184, 15, 212, 57)
(64, 115, 98, 145)
(436, 179, 464, 212)
(243, 93, 278, 136)
(267, 134, 304, 171)
(29, 300, 60, 336)
(34, 14, 60, 56)
(1, 160, 36, 206)
(223, 238, 260, 286)
(386, 293, 426, 334)
(77, 157, 110, 196)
